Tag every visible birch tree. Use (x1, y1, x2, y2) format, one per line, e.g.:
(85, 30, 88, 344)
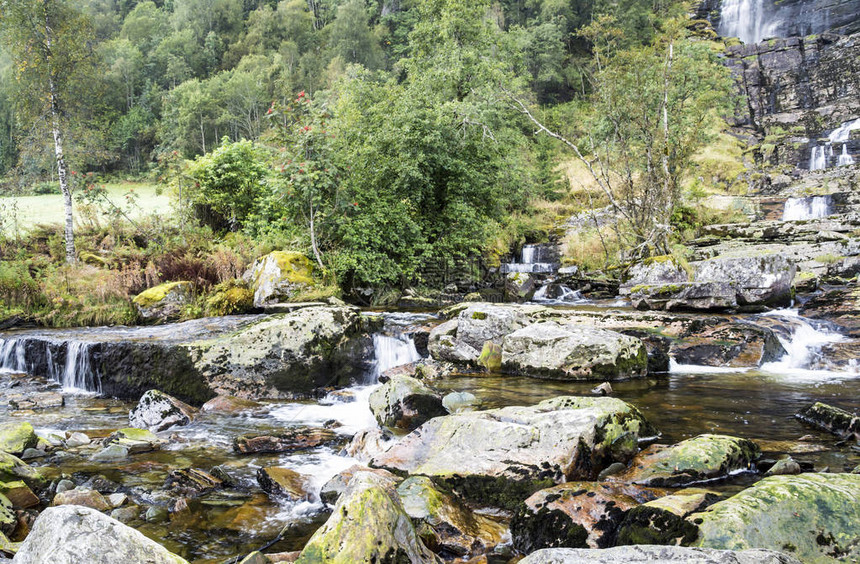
(0, 0, 96, 264)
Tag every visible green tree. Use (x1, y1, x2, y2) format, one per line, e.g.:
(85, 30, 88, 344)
(0, 0, 99, 263)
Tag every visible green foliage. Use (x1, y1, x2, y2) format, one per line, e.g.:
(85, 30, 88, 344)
(186, 138, 269, 230)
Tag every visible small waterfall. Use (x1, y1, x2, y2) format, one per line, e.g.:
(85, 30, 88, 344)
(532, 284, 588, 305)
(759, 310, 847, 375)
(782, 195, 831, 221)
(61, 342, 100, 393)
(501, 243, 558, 274)
(0, 338, 26, 373)
(372, 334, 421, 381)
(809, 146, 828, 171)
(838, 145, 855, 166)
(829, 118, 860, 143)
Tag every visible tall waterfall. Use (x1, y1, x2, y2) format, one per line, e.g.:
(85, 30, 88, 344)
(719, 0, 767, 43)
(782, 195, 832, 221)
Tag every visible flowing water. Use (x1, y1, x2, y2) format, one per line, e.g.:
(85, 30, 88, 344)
(2, 307, 859, 561)
(500, 243, 558, 274)
(782, 195, 832, 221)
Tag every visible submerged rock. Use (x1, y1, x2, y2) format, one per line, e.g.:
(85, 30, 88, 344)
(397, 476, 507, 557)
(518, 546, 801, 563)
(501, 323, 648, 380)
(369, 375, 446, 432)
(372, 396, 656, 507)
(692, 473, 860, 563)
(442, 392, 479, 413)
(129, 390, 197, 433)
(257, 467, 310, 500)
(13, 505, 188, 564)
(233, 427, 338, 454)
(295, 471, 439, 563)
(132, 281, 194, 323)
(0, 422, 37, 457)
(796, 402, 860, 441)
(245, 251, 315, 307)
(512, 482, 664, 553)
(612, 434, 760, 487)
(165, 468, 223, 497)
(7, 392, 63, 411)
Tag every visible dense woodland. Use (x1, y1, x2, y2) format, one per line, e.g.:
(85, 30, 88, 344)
(0, 0, 740, 324)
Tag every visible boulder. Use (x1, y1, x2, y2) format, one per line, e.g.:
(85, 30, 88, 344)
(233, 427, 338, 454)
(629, 255, 795, 312)
(245, 251, 315, 307)
(256, 467, 310, 500)
(91, 445, 129, 462)
(512, 482, 664, 553)
(692, 473, 860, 563)
(294, 471, 439, 563)
(428, 304, 542, 364)
(0, 422, 37, 456)
(0, 451, 45, 491)
(616, 490, 720, 545)
(132, 281, 194, 323)
(671, 322, 786, 367)
(195, 306, 373, 397)
(12, 505, 188, 564)
(128, 390, 197, 433)
(397, 476, 507, 557)
(518, 546, 801, 563)
(505, 272, 537, 301)
(319, 466, 400, 505)
(52, 489, 111, 511)
(372, 396, 657, 507)
(200, 395, 263, 413)
(796, 402, 860, 441)
(501, 323, 648, 380)
(369, 375, 447, 432)
(342, 428, 396, 463)
(764, 457, 802, 476)
(620, 256, 689, 294)
(612, 435, 760, 487)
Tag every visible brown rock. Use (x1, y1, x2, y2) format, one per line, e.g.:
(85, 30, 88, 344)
(233, 427, 338, 454)
(257, 468, 310, 500)
(0, 482, 39, 509)
(201, 395, 263, 413)
(52, 488, 111, 511)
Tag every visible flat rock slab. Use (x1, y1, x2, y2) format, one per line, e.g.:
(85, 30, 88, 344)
(233, 427, 338, 454)
(691, 473, 860, 563)
(372, 396, 656, 507)
(519, 546, 801, 563)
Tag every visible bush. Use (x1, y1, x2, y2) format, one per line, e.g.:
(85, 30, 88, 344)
(205, 279, 255, 316)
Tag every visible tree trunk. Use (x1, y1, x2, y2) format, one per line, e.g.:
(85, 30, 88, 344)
(309, 201, 324, 269)
(44, 9, 75, 264)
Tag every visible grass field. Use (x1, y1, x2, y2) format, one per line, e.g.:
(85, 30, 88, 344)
(0, 182, 173, 234)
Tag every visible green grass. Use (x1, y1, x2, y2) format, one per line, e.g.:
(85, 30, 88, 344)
(0, 181, 172, 234)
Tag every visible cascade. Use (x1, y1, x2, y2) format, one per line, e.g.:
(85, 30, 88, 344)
(501, 243, 558, 274)
(372, 333, 421, 380)
(532, 283, 588, 304)
(0, 338, 26, 373)
(759, 310, 847, 375)
(61, 341, 100, 393)
(838, 145, 855, 166)
(809, 146, 828, 171)
(782, 195, 831, 221)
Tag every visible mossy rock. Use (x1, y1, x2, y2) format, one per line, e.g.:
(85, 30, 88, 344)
(0, 422, 38, 456)
(0, 451, 46, 491)
(692, 473, 860, 563)
(247, 251, 316, 307)
(613, 434, 760, 487)
(477, 341, 502, 372)
(205, 279, 255, 316)
(132, 281, 194, 322)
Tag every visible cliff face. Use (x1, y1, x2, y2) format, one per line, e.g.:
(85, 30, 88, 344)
(722, 33, 860, 168)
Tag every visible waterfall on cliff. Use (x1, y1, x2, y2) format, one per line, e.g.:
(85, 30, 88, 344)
(809, 146, 828, 171)
(0, 338, 26, 373)
(718, 0, 777, 43)
(838, 145, 855, 166)
(806, 118, 859, 171)
(782, 195, 832, 221)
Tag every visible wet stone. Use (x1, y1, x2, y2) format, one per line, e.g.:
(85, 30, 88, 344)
(165, 468, 222, 497)
(52, 489, 111, 512)
(7, 392, 64, 411)
(19, 450, 44, 461)
(256, 467, 310, 501)
(91, 444, 129, 462)
(233, 427, 338, 454)
(64, 432, 91, 448)
(54, 480, 75, 494)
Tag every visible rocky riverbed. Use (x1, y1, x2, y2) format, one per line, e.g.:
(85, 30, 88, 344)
(0, 294, 859, 563)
